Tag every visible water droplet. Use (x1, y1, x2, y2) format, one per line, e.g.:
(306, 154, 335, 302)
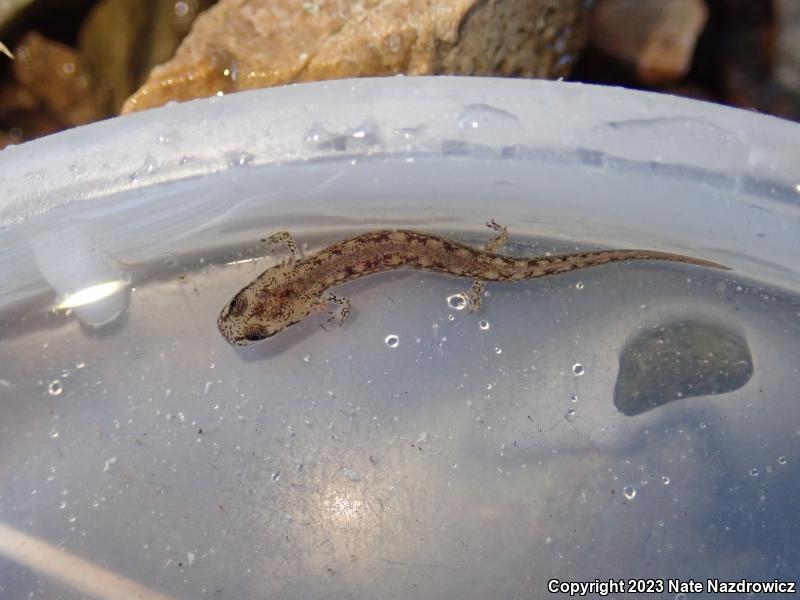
(304, 122, 328, 144)
(271, 471, 281, 482)
(749, 468, 759, 477)
(384, 334, 399, 348)
(226, 151, 254, 167)
(457, 104, 520, 135)
(479, 320, 490, 330)
(572, 363, 585, 376)
(575, 281, 584, 290)
(174, 1, 189, 17)
(447, 293, 468, 310)
(565, 407, 577, 422)
(48, 380, 63, 396)
(130, 153, 159, 182)
(661, 476, 670, 485)
(494, 347, 502, 355)
(778, 456, 787, 465)
(341, 467, 361, 481)
(623, 485, 636, 500)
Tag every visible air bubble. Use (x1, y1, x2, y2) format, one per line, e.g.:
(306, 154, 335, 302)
(565, 407, 577, 422)
(385, 334, 399, 348)
(447, 293, 468, 310)
(48, 380, 63, 396)
(570, 394, 578, 403)
(623, 485, 636, 500)
(572, 363, 584, 376)
(494, 347, 502, 355)
(749, 468, 759, 477)
(271, 471, 281, 482)
(778, 456, 787, 465)
(662, 476, 670, 485)
(479, 320, 490, 330)
(575, 281, 584, 290)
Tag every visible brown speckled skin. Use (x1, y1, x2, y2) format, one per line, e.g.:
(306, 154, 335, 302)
(218, 230, 728, 345)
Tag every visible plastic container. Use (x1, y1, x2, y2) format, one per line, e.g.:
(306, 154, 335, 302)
(1, 77, 798, 599)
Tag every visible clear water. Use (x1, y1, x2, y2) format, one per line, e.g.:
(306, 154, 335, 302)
(1, 157, 799, 599)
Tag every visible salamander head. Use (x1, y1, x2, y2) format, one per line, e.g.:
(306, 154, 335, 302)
(217, 268, 313, 346)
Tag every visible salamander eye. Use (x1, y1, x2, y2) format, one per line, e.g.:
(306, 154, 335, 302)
(243, 326, 270, 342)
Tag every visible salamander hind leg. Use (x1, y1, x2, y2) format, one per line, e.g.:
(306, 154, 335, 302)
(465, 280, 485, 313)
(261, 231, 301, 262)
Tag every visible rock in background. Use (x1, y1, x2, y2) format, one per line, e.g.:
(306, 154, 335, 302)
(121, 0, 590, 113)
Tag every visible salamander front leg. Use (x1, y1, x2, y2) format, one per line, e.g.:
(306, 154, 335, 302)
(322, 292, 352, 327)
(261, 231, 301, 262)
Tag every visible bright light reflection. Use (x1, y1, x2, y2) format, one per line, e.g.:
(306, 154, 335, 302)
(323, 490, 364, 526)
(225, 258, 258, 266)
(56, 280, 125, 309)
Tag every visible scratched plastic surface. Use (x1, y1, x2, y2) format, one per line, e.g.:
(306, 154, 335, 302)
(0, 78, 799, 599)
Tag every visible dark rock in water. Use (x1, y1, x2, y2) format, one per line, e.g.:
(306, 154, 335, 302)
(614, 320, 753, 416)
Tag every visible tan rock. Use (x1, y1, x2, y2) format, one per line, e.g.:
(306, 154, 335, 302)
(590, 0, 708, 85)
(122, 0, 589, 114)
